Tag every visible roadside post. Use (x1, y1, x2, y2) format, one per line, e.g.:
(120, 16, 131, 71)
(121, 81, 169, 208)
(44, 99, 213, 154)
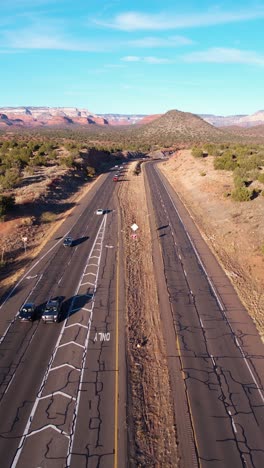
(22, 236, 28, 253)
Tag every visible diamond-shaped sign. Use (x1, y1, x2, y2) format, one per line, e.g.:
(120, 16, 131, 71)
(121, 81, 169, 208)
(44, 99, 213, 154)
(131, 223, 139, 232)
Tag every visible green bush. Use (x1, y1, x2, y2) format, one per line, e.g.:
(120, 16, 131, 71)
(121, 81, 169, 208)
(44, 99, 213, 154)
(258, 173, 264, 184)
(0, 194, 15, 217)
(0, 168, 21, 189)
(40, 211, 57, 223)
(233, 175, 246, 188)
(214, 151, 238, 171)
(191, 147, 204, 158)
(237, 154, 263, 171)
(61, 155, 75, 168)
(231, 186, 252, 202)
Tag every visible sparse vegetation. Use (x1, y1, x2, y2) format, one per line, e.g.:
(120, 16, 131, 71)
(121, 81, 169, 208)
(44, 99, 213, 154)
(231, 186, 252, 202)
(0, 194, 15, 218)
(191, 142, 264, 202)
(258, 173, 264, 184)
(192, 147, 204, 158)
(40, 211, 57, 223)
(214, 151, 238, 171)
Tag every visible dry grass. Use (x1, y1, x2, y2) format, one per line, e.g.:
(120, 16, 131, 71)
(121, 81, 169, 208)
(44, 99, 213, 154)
(118, 162, 178, 467)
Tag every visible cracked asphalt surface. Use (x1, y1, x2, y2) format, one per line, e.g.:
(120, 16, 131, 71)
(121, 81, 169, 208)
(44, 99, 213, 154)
(145, 162, 264, 468)
(0, 172, 126, 468)
(1, 158, 264, 467)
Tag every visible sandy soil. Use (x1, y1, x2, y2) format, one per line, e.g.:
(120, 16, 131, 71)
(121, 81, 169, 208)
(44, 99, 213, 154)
(118, 163, 179, 466)
(0, 167, 99, 297)
(159, 150, 264, 339)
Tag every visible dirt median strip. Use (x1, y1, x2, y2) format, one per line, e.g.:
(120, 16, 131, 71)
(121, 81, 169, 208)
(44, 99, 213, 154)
(118, 162, 178, 467)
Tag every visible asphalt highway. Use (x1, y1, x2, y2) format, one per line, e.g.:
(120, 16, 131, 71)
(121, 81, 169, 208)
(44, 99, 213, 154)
(145, 162, 264, 468)
(0, 171, 127, 468)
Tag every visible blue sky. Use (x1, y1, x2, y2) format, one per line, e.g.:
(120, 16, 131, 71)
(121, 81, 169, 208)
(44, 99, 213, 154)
(0, 0, 264, 115)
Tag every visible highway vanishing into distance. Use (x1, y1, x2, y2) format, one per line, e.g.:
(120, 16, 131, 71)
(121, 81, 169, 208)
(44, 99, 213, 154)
(0, 171, 127, 468)
(145, 163, 264, 468)
(0, 159, 264, 467)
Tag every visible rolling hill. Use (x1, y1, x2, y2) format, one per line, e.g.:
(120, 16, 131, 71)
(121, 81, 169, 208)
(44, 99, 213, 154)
(133, 109, 225, 144)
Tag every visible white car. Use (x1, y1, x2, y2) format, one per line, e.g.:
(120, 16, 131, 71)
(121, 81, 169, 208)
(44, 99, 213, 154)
(96, 209, 104, 215)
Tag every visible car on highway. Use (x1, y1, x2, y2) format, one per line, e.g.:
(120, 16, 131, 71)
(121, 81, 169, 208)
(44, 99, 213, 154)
(63, 236, 73, 247)
(18, 302, 36, 321)
(96, 209, 104, 215)
(42, 298, 62, 323)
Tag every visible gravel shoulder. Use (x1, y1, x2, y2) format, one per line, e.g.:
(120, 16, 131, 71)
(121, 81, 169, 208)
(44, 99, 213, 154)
(159, 150, 264, 339)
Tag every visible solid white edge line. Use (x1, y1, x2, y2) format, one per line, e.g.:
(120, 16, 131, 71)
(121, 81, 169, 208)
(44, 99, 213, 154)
(11, 216, 107, 468)
(154, 165, 264, 404)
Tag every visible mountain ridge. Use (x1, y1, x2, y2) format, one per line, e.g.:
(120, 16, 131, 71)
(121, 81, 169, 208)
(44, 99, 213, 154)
(0, 106, 264, 128)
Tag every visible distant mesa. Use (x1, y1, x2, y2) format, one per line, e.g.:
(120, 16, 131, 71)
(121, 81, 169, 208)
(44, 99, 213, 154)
(0, 106, 109, 128)
(0, 106, 264, 129)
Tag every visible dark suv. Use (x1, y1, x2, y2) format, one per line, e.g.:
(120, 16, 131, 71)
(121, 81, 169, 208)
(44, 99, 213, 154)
(42, 298, 62, 323)
(18, 302, 36, 321)
(63, 236, 73, 247)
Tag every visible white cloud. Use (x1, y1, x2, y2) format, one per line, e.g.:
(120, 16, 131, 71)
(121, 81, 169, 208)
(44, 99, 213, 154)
(95, 9, 264, 31)
(183, 48, 264, 66)
(128, 35, 194, 48)
(121, 55, 173, 64)
(122, 55, 140, 62)
(0, 25, 112, 52)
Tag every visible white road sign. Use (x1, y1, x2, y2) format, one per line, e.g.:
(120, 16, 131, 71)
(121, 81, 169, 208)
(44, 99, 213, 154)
(131, 223, 139, 232)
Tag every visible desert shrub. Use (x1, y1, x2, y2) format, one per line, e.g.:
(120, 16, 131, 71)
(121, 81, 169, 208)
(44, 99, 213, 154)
(191, 146, 204, 158)
(40, 211, 57, 223)
(61, 155, 75, 168)
(200, 171, 206, 176)
(29, 154, 47, 166)
(86, 166, 96, 178)
(237, 154, 263, 171)
(133, 161, 142, 175)
(233, 167, 248, 179)
(214, 151, 238, 171)
(233, 174, 246, 188)
(231, 186, 252, 202)
(0, 168, 21, 189)
(0, 194, 15, 217)
(247, 169, 259, 181)
(203, 143, 222, 156)
(258, 173, 264, 184)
